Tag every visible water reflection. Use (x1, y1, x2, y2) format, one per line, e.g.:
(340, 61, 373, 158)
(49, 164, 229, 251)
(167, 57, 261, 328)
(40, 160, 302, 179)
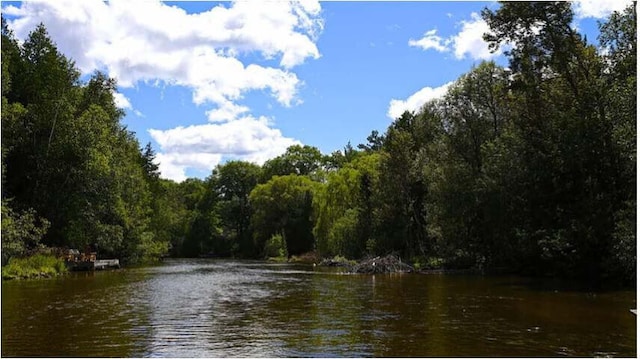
(2, 259, 636, 357)
(2, 270, 150, 357)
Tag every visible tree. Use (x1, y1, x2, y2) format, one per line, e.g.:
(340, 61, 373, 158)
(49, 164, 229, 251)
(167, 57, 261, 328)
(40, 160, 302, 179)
(480, 2, 635, 279)
(1, 201, 50, 265)
(1, 23, 167, 263)
(210, 161, 261, 257)
(182, 177, 223, 258)
(1, 17, 20, 99)
(313, 152, 382, 258)
(138, 142, 161, 186)
(250, 175, 319, 257)
(2, 24, 79, 218)
(357, 130, 385, 152)
(1, 20, 50, 265)
(323, 142, 362, 171)
(261, 145, 324, 181)
(374, 109, 444, 259)
(598, 4, 636, 282)
(433, 61, 512, 267)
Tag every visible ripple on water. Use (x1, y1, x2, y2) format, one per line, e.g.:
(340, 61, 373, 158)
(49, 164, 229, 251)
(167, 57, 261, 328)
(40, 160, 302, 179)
(2, 259, 636, 357)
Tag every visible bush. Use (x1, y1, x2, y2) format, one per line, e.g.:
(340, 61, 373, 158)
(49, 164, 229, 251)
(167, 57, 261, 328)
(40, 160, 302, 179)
(1, 202, 50, 265)
(264, 233, 287, 259)
(2, 254, 68, 280)
(412, 256, 444, 270)
(137, 232, 170, 263)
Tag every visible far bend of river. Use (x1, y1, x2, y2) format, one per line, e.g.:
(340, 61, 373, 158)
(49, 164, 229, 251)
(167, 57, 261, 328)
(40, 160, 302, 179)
(2, 259, 636, 357)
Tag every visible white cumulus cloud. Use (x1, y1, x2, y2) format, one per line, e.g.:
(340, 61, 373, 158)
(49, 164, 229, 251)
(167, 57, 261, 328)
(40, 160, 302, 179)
(573, 0, 632, 19)
(401, 2, 631, 124)
(155, 152, 223, 183)
(450, 12, 495, 60)
(3, 0, 321, 110)
(112, 92, 131, 110)
(3, 0, 323, 181)
(206, 101, 250, 123)
(408, 13, 500, 61)
(149, 116, 300, 182)
(408, 29, 449, 52)
(409, 2, 632, 62)
(387, 82, 453, 120)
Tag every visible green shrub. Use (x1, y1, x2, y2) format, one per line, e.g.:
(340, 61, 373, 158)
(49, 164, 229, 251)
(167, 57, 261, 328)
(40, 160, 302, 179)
(2, 254, 68, 280)
(413, 256, 445, 270)
(137, 232, 170, 263)
(1, 202, 50, 265)
(264, 233, 287, 259)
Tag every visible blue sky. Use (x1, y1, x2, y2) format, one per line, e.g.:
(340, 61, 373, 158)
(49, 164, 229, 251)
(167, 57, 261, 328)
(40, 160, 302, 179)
(2, 0, 629, 181)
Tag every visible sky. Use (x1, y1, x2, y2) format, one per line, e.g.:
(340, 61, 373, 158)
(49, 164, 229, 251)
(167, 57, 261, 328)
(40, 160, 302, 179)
(1, 0, 631, 182)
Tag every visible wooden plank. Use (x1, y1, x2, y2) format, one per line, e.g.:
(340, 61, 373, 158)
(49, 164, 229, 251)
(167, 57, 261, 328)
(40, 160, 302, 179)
(94, 259, 120, 270)
(67, 258, 119, 271)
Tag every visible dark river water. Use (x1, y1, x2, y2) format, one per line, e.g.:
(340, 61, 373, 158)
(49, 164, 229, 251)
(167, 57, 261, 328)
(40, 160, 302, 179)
(2, 259, 636, 357)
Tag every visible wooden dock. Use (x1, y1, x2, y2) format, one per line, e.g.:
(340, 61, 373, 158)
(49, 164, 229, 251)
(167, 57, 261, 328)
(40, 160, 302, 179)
(64, 250, 120, 271)
(67, 259, 120, 271)
(93, 259, 120, 270)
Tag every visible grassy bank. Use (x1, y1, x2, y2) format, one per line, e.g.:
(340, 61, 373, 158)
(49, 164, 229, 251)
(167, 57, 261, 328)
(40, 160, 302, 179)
(2, 254, 68, 280)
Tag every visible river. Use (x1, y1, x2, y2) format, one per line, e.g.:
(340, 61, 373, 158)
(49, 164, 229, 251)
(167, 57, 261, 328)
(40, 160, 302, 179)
(2, 259, 636, 357)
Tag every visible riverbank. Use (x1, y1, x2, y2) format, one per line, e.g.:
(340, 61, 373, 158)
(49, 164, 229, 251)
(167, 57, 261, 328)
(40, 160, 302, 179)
(267, 251, 323, 264)
(1, 254, 68, 280)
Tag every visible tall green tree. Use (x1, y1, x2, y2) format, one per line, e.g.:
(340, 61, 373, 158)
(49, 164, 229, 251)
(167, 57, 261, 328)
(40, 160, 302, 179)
(597, 4, 637, 282)
(324, 142, 361, 170)
(2, 23, 167, 263)
(434, 61, 512, 267)
(481, 1, 635, 279)
(183, 177, 223, 257)
(313, 152, 382, 258)
(250, 175, 319, 257)
(211, 161, 261, 257)
(358, 130, 385, 152)
(261, 145, 325, 181)
(375, 109, 444, 259)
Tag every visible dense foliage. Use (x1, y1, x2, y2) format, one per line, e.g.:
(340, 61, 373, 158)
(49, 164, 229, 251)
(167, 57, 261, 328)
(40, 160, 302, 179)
(1, 21, 167, 264)
(1, 3, 635, 285)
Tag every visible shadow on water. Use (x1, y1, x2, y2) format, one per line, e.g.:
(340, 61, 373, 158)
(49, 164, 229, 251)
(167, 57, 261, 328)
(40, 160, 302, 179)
(2, 259, 636, 357)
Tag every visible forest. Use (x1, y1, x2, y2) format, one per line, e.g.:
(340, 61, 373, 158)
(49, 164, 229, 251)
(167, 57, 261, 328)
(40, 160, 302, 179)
(1, 3, 636, 285)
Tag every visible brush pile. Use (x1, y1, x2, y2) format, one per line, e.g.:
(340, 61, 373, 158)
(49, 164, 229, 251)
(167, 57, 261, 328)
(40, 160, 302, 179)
(349, 255, 414, 274)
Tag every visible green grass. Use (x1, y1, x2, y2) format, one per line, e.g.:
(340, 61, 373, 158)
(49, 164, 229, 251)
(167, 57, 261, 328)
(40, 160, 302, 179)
(2, 254, 68, 280)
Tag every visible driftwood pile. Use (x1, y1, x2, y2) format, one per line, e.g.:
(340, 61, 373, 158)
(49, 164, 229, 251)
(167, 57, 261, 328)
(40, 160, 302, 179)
(349, 255, 414, 274)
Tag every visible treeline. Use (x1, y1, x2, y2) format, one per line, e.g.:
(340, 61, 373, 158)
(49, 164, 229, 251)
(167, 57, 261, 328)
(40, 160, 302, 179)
(1, 3, 635, 284)
(1, 19, 168, 264)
